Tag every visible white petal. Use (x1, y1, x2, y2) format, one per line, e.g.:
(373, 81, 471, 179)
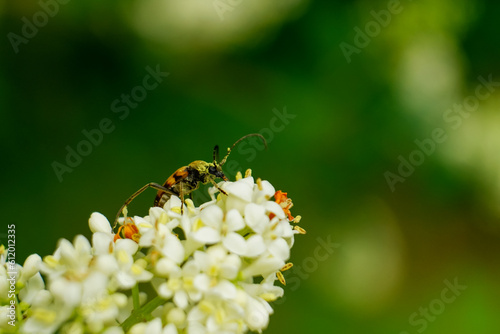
(206, 245, 227, 261)
(57, 238, 76, 263)
(264, 201, 285, 219)
(74, 235, 92, 255)
(155, 258, 179, 277)
(213, 280, 236, 299)
(115, 271, 136, 289)
(200, 205, 223, 228)
(89, 212, 112, 234)
(182, 260, 199, 277)
(225, 196, 248, 215)
(220, 254, 241, 280)
(245, 235, 266, 257)
(246, 296, 270, 331)
(94, 254, 119, 275)
(129, 323, 147, 334)
(193, 251, 209, 271)
(186, 319, 206, 333)
(193, 273, 210, 292)
(244, 204, 269, 234)
(157, 282, 173, 299)
(148, 207, 166, 224)
(226, 209, 245, 232)
(174, 290, 188, 309)
(102, 327, 125, 334)
(50, 278, 82, 306)
(135, 216, 154, 231)
(30, 289, 52, 307)
(138, 229, 155, 247)
(192, 227, 221, 244)
(222, 232, 246, 255)
(268, 238, 290, 261)
(145, 318, 163, 334)
(181, 214, 192, 233)
(82, 272, 107, 302)
(162, 234, 185, 264)
(93, 232, 113, 255)
(22, 254, 41, 280)
(162, 323, 178, 334)
(224, 178, 253, 202)
(254, 180, 275, 201)
(164, 196, 182, 212)
(115, 238, 139, 255)
(18, 273, 45, 304)
(182, 236, 204, 259)
(280, 221, 294, 238)
(134, 266, 154, 283)
(168, 309, 187, 326)
(242, 256, 284, 278)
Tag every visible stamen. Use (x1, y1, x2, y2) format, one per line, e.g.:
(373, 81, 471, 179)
(276, 271, 286, 285)
(256, 178, 263, 191)
(280, 263, 293, 271)
(294, 226, 306, 234)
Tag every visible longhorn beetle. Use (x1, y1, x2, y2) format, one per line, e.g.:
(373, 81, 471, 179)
(114, 133, 267, 228)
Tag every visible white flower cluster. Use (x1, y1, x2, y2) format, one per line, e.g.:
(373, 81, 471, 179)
(0, 175, 304, 334)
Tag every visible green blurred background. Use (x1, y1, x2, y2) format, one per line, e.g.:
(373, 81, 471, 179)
(2, 0, 500, 333)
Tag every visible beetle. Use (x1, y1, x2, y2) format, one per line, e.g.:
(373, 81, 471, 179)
(113, 133, 267, 228)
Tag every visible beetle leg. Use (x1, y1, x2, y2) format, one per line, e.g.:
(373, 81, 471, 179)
(179, 183, 184, 214)
(114, 182, 176, 229)
(209, 178, 228, 196)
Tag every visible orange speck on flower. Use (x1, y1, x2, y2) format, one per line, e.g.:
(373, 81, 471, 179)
(270, 190, 294, 221)
(114, 217, 140, 243)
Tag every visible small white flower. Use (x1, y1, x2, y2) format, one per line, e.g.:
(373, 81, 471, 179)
(244, 295, 272, 332)
(18, 272, 46, 305)
(21, 301, 74, 334)
(41, 235, 93, 281)
(80, 293, 127, 332)
(20, 253, 42, 283)
(155, 260, 206, 309)
(112, 239, 153, 289)
(10, 174, 302, 334)
(139, 217, 185, 264)
(240, 273, 283, 302)
(89, 212, 113, 234)
(194, 245, 241, 283)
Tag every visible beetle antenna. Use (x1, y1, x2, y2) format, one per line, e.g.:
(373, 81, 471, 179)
(219, 133, 267, 166)
(213, 145, 220, 163)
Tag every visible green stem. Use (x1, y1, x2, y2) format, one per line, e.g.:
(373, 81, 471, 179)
(15, 296, 23, 328)
(121, 296, 167, 332)
(131, 284, 140, 311)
